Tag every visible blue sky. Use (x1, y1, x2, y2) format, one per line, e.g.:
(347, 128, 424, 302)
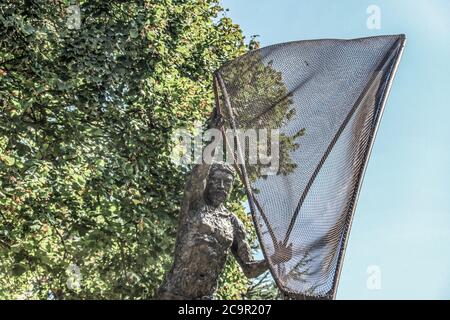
(220, 0, 450, 299)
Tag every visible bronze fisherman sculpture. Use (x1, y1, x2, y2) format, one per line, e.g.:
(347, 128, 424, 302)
(156, 112, 270, 300)
(157, 160, 270, 299)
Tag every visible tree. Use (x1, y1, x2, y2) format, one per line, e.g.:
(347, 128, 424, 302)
(0, 0, 264, 299)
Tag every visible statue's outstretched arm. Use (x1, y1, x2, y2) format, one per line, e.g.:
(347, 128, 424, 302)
(180, 163, 210, 217)
(230, 214, 269, 278)
(179, 108, 223, 219)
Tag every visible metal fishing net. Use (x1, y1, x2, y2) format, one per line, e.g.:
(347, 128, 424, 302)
(213, 35, 405, 299)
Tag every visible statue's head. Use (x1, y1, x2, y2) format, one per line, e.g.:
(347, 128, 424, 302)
(205, 162, 236, 207)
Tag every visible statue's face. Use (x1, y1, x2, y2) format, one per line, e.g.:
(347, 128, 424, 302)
(205, 170, 234, 207)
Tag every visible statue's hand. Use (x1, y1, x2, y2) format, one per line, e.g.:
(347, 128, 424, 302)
(209, 107, 224, 129)
(270, 241, 293, 265)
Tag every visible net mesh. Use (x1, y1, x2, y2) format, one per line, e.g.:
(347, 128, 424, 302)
(213, 35, 405, 299)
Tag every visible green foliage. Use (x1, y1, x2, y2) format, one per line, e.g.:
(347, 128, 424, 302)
(0, 0, 259, 299)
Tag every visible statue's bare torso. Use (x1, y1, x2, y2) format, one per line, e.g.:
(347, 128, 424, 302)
(159, 204, 235, 298)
